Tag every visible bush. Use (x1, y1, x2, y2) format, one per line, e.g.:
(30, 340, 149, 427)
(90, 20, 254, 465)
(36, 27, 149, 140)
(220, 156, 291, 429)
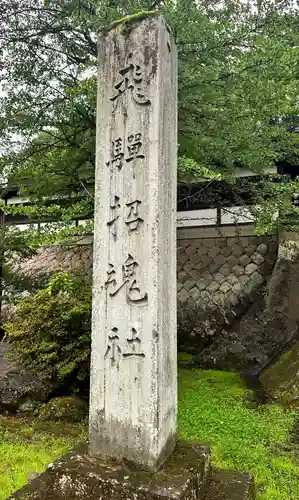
(38, 396, 88, 422)
(5, 272, 92, 396)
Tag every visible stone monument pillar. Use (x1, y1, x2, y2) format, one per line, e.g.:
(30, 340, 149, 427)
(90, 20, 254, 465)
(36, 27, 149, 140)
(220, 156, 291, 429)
(89, 14, 178, 470)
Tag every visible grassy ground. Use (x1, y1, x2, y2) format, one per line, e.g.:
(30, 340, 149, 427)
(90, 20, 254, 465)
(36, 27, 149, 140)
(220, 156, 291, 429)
(179, 368, 299, 500)
(1, 368, 299, 499)
(0, 418, 87, 499)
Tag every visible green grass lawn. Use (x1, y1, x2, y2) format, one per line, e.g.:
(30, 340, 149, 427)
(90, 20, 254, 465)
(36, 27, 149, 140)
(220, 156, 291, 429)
(179, 369, 299, 500)
(0, 418, 87, 499)
(1, 369, 299, 499)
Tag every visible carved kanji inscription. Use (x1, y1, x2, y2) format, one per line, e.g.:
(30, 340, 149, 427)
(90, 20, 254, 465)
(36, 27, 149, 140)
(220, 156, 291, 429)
(106, 137, 124, 170)
(107, 195, 121, 239)
(123, 328, 145, 359)
(104, 327, 121, 365)
(107, 197, 144, 236)
(110, 55, 151, 106)
(105, 254, 148, 305)
(125, 200, 144, 232)
(106, 133, 145, 172)
(105, 327, 145, 365)
(126, 133, 145, 162)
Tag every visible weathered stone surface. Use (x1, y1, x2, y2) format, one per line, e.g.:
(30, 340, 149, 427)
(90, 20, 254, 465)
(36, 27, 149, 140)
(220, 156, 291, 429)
(227, 291, 239, 306)
(257, 243, 268, 256)
(222, 246, 232, 258)
(260, 339, 299, 406)
(189, 269, 201, 281)
(251, 252, 264, 266)
(190, 252, 201, 265)
(13, 243, 93, 282)
(195, 235, 299, 371)
(90, 16, 177, 469)
(189, 287, 200, 301)
(195, 261, 203, 271)
(250, 271, 263, 286)
(197, 245, 208, 256)
(214, 254, 226, 267)
(246, 245, 256, 256)
(210, 246, 220, 258)
(219, 264, 230, 277)
(202, 271, 213, 282)
(176, 231, 276, 349)
(213, 292, 225, 305)
(233, 265, 244, 278)
(197, 278, 207, 291)
(206, 468, 255, 500)
(201, 290, 211, 301)
(245, 263, 257, 276)
(177, 271, 188, 284)
(203, 238, 215, 248)
(178, 253, 188, 265)
(231, 244, 243, 258)
(209, 262, 222, 274)
(201, 254, 213, 266)
(227, 255, 238, 268)
(0, 344, 53, 413)
(178, 288, 189, 303)
(227, 237, 239, 247)
(233, 282, 242, 294)
(239, 254, 250, 268)
(184, 260, 194, 274)
(185, 244, 197, 257)
(184, 279, 196, 291)
(214, 272, 225, 285)
(9, 442, 211, 500)
(239, 275, 250, 287)
(207, 281, 220, 293)
(220, 282, 232, 294)
(227, 274, 239, 285)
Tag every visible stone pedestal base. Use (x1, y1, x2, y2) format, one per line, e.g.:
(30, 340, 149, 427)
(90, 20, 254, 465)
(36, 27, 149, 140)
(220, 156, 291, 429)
(10, 442, 210, 500)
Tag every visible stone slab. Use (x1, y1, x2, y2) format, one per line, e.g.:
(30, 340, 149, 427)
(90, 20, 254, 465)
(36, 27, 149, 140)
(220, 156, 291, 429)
(9, 442, 211, 500)
(90, 14, 177, 469)
(205, 468, 255, 500)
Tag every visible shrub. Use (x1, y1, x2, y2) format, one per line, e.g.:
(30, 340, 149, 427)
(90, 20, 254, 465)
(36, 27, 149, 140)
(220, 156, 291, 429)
(38, 396, 88, 422)
(4, 272, 92, 396)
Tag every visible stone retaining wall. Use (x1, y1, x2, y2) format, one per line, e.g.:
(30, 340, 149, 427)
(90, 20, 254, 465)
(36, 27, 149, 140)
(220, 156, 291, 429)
(14, 229, 278, 337)
(177, 233, 277, 311)
(15, 238, 93, 281)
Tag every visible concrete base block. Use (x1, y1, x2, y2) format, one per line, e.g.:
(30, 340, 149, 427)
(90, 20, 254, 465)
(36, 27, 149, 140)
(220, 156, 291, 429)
(9, 442, 210, 500)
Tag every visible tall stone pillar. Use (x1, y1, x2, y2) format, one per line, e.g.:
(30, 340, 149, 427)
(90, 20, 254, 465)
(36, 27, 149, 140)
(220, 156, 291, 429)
(89, 14, 178, 470)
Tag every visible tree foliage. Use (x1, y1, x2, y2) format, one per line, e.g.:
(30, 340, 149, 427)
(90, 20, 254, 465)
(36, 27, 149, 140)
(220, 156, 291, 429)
(0, 0, 299, 234)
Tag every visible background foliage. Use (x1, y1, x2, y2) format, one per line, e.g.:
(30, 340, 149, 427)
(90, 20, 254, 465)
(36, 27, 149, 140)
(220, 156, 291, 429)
(4, 272, 92, 395)
(0, 0, 299, 235)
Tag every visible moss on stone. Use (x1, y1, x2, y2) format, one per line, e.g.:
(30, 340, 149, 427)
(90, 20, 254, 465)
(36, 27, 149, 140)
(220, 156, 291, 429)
(38, 397, 88, 423)
(103, 11, 158, 36)
(260, 340, 299, 406)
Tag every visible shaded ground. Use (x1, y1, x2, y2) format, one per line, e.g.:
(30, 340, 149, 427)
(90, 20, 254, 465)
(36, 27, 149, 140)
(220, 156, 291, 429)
(0, 416, 87, 499)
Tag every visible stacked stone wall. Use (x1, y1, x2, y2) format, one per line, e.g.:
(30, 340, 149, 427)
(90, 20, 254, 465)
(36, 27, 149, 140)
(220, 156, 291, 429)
(13, 231, 278, 338)
(177, 234, 277, 312)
